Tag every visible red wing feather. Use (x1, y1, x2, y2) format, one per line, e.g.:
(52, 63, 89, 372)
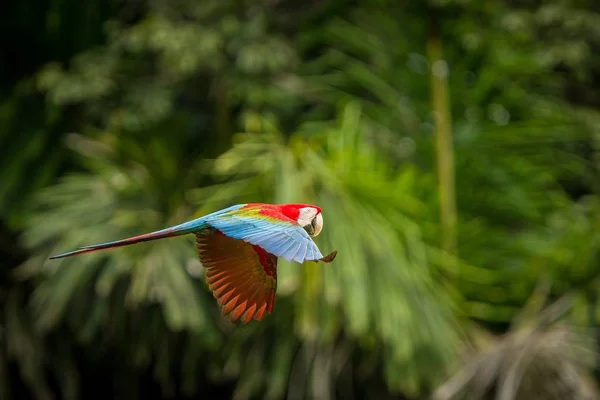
(196, 230, 278, 323)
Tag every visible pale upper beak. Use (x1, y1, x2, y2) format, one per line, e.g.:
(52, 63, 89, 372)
(303, 213, 323, 237)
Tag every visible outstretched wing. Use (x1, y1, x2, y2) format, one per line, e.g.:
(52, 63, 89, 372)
(196, 229, 278, 324)
(205, 206, 329, 264)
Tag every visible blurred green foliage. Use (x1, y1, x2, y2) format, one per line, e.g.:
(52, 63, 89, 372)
(2, 0, 600, 399)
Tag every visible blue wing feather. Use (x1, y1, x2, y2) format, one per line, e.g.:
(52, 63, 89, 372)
(48, 203, 328, 264)
(205, 208, 324, 263)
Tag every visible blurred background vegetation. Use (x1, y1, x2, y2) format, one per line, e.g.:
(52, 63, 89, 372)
(2, 0, 600, 399)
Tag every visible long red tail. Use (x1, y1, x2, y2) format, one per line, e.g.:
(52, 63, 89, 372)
(49, 219, 207, 259)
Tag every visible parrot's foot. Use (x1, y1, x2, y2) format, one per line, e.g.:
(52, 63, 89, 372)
(317, 250, 337, 263)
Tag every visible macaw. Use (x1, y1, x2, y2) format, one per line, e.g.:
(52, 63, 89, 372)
(50, 203, 337, 324)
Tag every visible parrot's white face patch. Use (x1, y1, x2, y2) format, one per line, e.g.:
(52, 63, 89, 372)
(297, 207, 318, 226)
(297, 207, 323, 237)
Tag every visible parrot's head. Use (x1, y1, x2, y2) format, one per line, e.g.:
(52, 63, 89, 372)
(280, 204, 324, 237)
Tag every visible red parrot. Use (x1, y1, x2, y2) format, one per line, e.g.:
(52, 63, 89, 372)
(50, 203, 337, 323)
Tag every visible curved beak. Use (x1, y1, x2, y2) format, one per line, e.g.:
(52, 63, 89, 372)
(303, 213, 323, 237)
(313, 213, 323, 237)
